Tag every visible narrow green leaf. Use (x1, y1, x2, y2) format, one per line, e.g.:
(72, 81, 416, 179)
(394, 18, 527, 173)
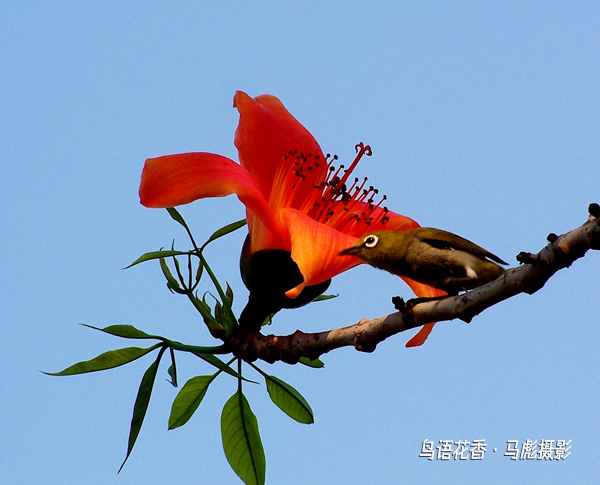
(166, 207, 188, 229)
(298, 356, 325, 368)
(189, 293, 223, 336)
(167, 348, 177, 387)
(225, 282, 234, 305)
(194, 257, 204, 285)
(313, 293, 339, 302)
(264, 375, 314, 424)
(201, 219, 247, 250)
(169, 375, 215, 430)
(124, 250, 189, 269)
(44, 344, 161, 376)
(160, 257, 183, 292)
(81, 323, 163, 340)
(119, 348, 165, 473)
(167, 365, 177, 387)
(198, 256, 228, 305)
(221, 391, 265, 485)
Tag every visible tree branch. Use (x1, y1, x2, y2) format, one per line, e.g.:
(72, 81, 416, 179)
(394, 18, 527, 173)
(227, 204, 600, 364)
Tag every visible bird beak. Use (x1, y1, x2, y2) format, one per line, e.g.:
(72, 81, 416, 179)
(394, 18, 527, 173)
(338, 246, 360, 256)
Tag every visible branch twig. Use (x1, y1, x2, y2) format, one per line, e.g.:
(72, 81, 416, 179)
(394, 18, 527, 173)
(227, 204, 600, 364)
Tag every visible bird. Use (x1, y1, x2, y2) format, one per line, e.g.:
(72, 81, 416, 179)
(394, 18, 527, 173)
(339, 227, 507, 296)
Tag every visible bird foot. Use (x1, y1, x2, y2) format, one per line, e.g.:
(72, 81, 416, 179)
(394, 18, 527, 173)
(392, 296, 407, 311)
(516, 251, 538, 265)
(392, 295, 447, 312)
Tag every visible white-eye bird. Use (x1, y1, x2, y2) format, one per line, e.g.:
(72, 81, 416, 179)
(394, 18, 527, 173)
(339, 228, 507, 295)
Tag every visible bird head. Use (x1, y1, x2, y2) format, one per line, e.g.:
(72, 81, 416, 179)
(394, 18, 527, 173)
(338, 231, 405, 267)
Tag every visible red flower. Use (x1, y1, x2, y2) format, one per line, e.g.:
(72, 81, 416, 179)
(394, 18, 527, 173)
(139, 91, 443, 346)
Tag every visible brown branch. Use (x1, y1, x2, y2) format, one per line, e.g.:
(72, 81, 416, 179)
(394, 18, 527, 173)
(227, 204, 600, 364)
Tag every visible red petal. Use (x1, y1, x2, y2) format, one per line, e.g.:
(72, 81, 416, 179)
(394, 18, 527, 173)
(405, 324, 435, 347)
(378, 210, 420, 232)
(400, 277, 446, 347)
(139, 153, 288, 250)
(279, 208, 361, 298)
(233, 91, 328, 204)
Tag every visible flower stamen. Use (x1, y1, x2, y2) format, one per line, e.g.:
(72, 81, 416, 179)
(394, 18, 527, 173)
(272, 142, 389, 237)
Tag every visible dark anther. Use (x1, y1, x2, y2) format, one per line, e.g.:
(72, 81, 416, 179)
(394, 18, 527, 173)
(547, 233, 558, 243)
(589, 203, 600, 218)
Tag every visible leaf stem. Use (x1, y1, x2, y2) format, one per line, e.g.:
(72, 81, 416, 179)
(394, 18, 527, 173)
(166, 340, 230, 355)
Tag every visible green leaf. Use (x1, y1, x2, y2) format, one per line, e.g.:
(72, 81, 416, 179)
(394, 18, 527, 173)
(298, 356, 325, 368)
(167, 348, 177, 387)
(313, 293, 339, 302)
(119, 348, 165, 473)
(221, 391, 265, 485)
(225, 282, 234, 305)
(189, 293, 224, 336)
(44, 344, 161, 376)
(81, 323, 163, 340)
(166, 207, 188, 229)
(264, 375, 314, 424)
(160, 257, 184, 293)
(169, 375, 216, 430)
(167, 365, 177, 387)
(201, 219, 247, 250)
(194, 257, 204, 285)
(124, 250, 189, 269)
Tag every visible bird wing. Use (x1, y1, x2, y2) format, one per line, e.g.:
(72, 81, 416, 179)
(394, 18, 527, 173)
(419, 228, 508, 265)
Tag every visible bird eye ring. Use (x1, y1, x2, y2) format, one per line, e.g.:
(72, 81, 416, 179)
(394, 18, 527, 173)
(364, 235, 379, 248)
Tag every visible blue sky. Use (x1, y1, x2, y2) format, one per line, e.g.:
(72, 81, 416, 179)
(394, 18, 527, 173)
(2, 2, 599, 484)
